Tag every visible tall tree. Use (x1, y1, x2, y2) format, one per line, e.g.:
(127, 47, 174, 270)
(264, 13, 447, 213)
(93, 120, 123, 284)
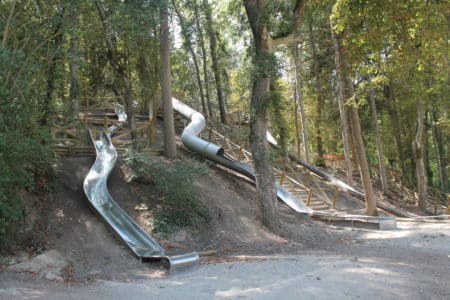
(42, 3, 65, 125)
(160, 0, 177, 158)
(172, 0, 208, 117)
(347, 80, 378, 215)
(331, 6, 378, 215)
(330, 17, 354, 186)
(384, 83, 408, 182)
(308, 21, 324, 159)
(412, 99, 427, 210)
(292, 45, 310, 163)
(431, 110, 448, 192)
(68, 2, 82, 117)
(243, 0, 307, 230)
(193, 0, 213, 118)
(203, 0, 227, 123)
(369, 89, 389, 195)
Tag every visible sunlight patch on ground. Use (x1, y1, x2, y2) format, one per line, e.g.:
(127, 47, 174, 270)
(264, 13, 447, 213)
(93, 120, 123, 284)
(343, 266, 393, 276)
(84, 220, 93, 232)
(0, 288, 45, 298)
(54, 208, 65, 221)
(215, 287, 266, 298)
(363, 221, 450, 240)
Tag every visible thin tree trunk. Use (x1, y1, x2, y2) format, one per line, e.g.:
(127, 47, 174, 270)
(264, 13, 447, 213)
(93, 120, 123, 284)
(172, 0, 207, 117)
(137, 53, 156, 143)
(244, 0, 279, 231)
(431, 110, 448, 192)
(2, 0, 16, 48)
(424, 112, 433, 187)
(292, 45, 310, 163)
(270, 81, 288, 157)
(309, 23, 324, 159)
(69, 35, 81, 116)
(384, 83, 408, 182)
(203, 0, 227, 123)
(347, 79, 378, 216)
(331, 22, 354, 186)
(369, 89, 389, 195)
(293, 77, 301, 157)
(160, 0, 177, 158)
(194, 1, 213, 118)
(67, 0, 81, 113)
(412, 99, 427, 210)
(43, 5, 64, 126)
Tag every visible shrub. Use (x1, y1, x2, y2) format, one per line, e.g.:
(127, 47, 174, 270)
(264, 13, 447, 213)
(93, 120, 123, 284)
(125, 152, 210, 236)
(0, 49, 55, 247)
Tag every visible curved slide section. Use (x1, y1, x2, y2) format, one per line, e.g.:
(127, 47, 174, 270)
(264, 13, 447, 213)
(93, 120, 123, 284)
(173, 98, 313, 215)
(84, 129, 199, 271)
(172, 98, 396, 230)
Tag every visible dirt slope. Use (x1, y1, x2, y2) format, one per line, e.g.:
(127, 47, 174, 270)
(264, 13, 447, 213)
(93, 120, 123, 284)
(0, 154, 355, 283)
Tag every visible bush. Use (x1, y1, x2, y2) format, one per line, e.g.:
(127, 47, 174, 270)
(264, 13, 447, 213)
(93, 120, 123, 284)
(125, 152, 210, 236)
(0, 49, 55, 247)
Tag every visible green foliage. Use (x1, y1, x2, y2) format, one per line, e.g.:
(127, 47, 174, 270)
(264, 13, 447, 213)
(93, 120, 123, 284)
(269, 80, 292, 156)
(0, 48, 55, 246)
(125, 152, 210, 237)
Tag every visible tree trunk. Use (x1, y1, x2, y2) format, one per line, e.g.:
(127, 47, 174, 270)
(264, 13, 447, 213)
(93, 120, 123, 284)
(431, 110, 448, 192)
(369, 90, 389, 195)
(172, 0, 207, 117)
(2, 0, 17, 48)
(384, 83, 408, 182)
(292, 45, 310, 163)
(412, 100, 427, 210)
(69, 35, 81, 116)
(293, 76, 301, 158)
(308, 23, 324, 159)
(194, 0, 213, 119)
(424, 112, 433, 188)
(270, 81, 288, 157)
(43, 5, 64, 126)
(160, 0, 177, 158)
(137, 53, 156, 143)
(244, 0, 279, 231)
(331, 22, 354, 186)
(203, 0, 227, 123)
(347, 80, 378, 216)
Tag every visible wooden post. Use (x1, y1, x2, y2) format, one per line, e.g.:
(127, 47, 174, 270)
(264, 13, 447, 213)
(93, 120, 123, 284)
(306, 188, 313, 206)
(332, 187, 339, 209)
(104, 115, 109, 131)
(279, 171, 286, 185)
(447, 194, 450, 214)
(305, 171, 312, 188)
(433, 190, 437, 215)
(238, 146, 243, 161)
(69, 144, 75, 156)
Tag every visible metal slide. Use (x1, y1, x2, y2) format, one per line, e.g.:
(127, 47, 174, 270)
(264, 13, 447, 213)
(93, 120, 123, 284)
(172, 98, 397, 230)
(84, 129, 199, 271)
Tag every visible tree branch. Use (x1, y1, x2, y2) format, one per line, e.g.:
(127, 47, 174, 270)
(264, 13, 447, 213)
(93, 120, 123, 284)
(2, 0, 17, 48)
(270, 0, 307, 48)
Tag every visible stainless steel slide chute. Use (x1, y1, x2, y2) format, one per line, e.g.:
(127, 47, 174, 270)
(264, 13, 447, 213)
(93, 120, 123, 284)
(172, 98, 313, 215)
(84, 129, 199, 271)
(172, 98, 396, 230)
